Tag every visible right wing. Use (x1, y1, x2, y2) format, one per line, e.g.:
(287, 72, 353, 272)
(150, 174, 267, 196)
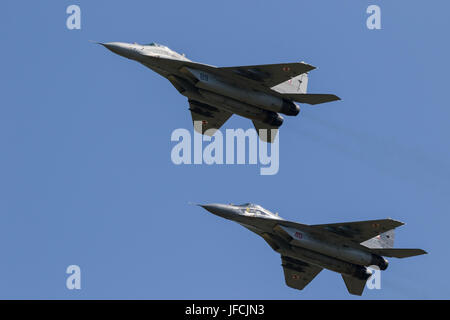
(189, 100, 232, 135)
(281, 256, 322, 291)
(218, 62, 315, 89)
(312, 219, 404, 244)
(252, 120, 279, 143)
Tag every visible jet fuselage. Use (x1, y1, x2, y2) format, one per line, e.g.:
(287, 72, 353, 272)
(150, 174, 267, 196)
(100, 42, 299, 128)
(200, 203, 388, 283)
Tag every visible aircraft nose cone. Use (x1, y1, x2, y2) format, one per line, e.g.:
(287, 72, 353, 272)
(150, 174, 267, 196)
(99, 42, 134, 58)
(199, 204, 236, 218)
(199, 204, 223, 214)
(100, 42, 124, 54)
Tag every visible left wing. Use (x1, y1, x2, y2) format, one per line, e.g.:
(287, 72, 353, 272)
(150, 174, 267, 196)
(312, 219, 404, 244)
(218, 62, 315, 89)
(189, 100, 232, 135)
(281, 256, 322, 291)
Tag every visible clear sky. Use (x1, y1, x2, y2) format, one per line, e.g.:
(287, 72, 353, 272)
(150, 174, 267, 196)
(1, 1, 449, 299)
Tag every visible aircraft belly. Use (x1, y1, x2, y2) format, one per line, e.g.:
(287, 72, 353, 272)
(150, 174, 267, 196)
(231, 216, 371, 279)
(186, 68, 286, 113)
(281, 246, 365, 278)
(198, 90, 283, 127)
(161, 73, 274, 123)
(278, 225, 373, 266)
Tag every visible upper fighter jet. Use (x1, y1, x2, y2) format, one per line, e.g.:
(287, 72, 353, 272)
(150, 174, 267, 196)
(199, 203, 427, 295)
(98, 41, 340, 142)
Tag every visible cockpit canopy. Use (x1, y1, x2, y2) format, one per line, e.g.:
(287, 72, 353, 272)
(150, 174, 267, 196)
(138, 42, 189, 61)
(235, 203, 278, 217)
(145, 42, 168, 49)
(238, 203, 261, 209)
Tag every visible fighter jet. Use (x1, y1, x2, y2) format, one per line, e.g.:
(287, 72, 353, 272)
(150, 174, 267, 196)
(97, 41, 340, 142)
(199, 203, 427, 295)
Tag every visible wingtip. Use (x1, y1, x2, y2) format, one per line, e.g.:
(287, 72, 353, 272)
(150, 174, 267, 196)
(299, 61, 316, 72)
(396, 221, 406, 228)
(387, 218, 405, 226)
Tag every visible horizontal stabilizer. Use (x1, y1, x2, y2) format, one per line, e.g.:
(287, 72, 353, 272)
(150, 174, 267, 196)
(282, 93, 340, 105)
(370, 248, 427, 258)
(341, 274, 366, 296)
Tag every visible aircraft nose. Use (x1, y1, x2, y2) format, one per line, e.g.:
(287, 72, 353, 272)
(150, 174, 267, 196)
(99, 42, 135, 59)
(199, 203, 236, 218)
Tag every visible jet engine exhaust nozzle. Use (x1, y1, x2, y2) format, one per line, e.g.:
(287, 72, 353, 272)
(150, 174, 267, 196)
(281, 100, 300, 116)
(354, 266, 372, 281)
(264, 112, 284, 128)
(371, 255, 389, 270)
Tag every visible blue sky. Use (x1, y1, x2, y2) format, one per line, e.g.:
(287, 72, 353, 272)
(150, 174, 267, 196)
(1, 1, 449, 299)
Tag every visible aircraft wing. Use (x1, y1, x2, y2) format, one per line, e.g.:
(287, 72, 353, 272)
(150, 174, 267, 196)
(311, 219, 404, 244)
(189, 100, 232, 135)
(281, 256, 322, 291)
(218, 62, 315, 89)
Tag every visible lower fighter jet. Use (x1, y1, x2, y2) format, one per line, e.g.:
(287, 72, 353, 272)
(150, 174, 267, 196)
(199, 203, 427, 295)
(97, 41, 340, 142)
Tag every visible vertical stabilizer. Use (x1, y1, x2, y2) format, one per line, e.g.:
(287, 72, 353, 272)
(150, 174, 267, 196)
(271, 72, 308, 94)
(341, 274, 367, 296)
(361, 229, 395, 249)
